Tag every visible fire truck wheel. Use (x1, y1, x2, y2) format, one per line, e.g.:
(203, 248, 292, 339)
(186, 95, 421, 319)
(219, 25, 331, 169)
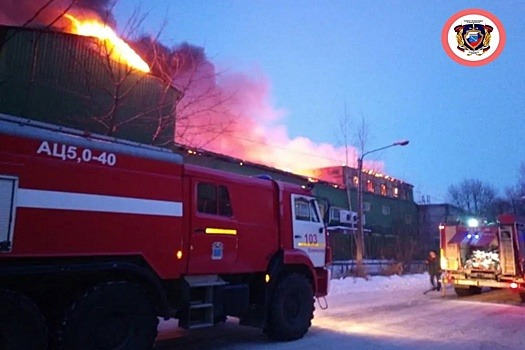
(454, 286, 480, 297)
(0, 289, 48, 350)
(265, 273, 314, 341)
(58, 281, 158, 350)
(470, 286, 482, 295)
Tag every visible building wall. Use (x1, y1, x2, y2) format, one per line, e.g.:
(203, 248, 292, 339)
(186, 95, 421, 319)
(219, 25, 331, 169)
(418, 204, 466, 252)
(0, 25, 177, 145)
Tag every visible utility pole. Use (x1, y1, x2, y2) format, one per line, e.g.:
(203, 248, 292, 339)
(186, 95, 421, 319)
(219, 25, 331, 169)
(356, 140, 409, 268)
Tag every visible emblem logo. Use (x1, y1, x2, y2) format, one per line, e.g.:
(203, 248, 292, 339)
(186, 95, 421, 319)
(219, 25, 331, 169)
(442, 9, 505, 66)
(211, 242, 224, 260)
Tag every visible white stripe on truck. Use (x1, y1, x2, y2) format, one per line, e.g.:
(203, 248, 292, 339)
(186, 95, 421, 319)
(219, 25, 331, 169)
(17, 189, 183, 217)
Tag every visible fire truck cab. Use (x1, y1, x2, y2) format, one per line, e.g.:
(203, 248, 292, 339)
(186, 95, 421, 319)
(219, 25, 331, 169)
(440, 214, 525, 299)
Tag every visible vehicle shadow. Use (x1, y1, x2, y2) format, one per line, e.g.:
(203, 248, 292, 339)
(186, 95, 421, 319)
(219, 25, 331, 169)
(154, 319, 269, 350)
(440, 286, 525, 306)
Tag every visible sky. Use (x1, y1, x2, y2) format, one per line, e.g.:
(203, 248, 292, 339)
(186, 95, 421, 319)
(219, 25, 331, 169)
(156, 273, 525, 349)
(113, 1, 525, 204)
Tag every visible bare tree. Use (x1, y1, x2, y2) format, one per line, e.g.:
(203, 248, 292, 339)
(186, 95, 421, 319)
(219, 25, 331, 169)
(338, 102, 353, 212)
(392, 218, 420, 264)
(355, 116, 368, 159)
(134, 39, 237, 148)
(447, 178, 497, 217)
(518, 161, 525, 196)
(353, 117, 369, 276)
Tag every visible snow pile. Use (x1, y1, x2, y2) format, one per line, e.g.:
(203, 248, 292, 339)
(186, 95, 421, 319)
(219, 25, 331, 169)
(328, 273, 428, 296)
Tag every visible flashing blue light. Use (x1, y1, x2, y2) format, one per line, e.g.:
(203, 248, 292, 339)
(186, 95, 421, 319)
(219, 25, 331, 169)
(467, 234, 472, 239)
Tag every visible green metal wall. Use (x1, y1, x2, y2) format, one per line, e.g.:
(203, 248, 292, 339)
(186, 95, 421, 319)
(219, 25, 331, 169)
(0, 25, 177, 144)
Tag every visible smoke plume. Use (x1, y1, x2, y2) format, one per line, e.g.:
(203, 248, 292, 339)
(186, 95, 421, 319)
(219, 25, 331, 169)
(0, 0, 115, 29)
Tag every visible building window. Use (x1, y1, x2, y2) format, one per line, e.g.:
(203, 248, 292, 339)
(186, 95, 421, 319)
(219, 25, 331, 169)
(382, 205, 391, 215)
(393, 187, 399, 198)
(366, 180, 374, 192)
(364, 202, 371, 212)
(353, 176, 359, 187)
(380, 183, 387, 196)
(329, 207, 340, 221)
(197, 183, 233, 217)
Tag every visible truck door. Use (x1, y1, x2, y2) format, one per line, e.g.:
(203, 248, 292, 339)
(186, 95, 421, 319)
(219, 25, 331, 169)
(187, 179, 238, 274)
(291, 194, 326, 267)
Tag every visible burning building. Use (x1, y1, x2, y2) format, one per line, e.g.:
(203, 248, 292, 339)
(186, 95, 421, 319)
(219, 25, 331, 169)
(0, 23, 177, 144)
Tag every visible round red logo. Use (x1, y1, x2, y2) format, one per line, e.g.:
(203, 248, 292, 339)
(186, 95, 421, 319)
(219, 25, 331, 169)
(441, 9, 505, 67)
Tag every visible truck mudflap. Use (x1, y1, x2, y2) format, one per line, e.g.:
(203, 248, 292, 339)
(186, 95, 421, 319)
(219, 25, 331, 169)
(314, 267, 330, 297)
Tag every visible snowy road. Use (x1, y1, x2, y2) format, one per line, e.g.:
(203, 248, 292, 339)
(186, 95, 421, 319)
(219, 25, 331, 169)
(155, 274, 525, 349)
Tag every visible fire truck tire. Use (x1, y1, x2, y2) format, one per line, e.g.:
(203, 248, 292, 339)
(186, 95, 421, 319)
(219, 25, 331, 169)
(470, 286, 482, 294)
(454, 286, 480, 297)
(58, 281, 158, 350)
(0, 289, 48, 350)
(265, 273, 314, 341)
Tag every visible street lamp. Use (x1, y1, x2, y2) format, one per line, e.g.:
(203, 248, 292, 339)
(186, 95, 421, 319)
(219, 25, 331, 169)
(356, 140, 409, 262)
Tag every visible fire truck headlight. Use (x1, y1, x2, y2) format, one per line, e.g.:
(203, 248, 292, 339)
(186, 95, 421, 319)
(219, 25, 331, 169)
(510, 282, 518, 289)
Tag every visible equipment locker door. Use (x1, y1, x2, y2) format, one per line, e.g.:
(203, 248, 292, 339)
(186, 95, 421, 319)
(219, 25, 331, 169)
(187, 179, 238, 274)
(291, 194, 326, 267)
(499, 225, 518, 275)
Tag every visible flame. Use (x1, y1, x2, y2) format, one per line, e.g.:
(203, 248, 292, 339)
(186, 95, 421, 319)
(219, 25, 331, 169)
(65, 14, 150, 73)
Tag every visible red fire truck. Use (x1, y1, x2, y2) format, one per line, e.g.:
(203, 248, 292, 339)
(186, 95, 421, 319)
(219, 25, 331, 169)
(0, 114, 331, 349)
(440, 214, 525, 299)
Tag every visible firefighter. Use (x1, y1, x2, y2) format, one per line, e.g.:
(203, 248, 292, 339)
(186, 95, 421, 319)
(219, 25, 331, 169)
(426, 250, 441, 291)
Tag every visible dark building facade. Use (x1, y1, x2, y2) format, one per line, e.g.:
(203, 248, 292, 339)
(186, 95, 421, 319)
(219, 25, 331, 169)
(418, 203, 467, 252)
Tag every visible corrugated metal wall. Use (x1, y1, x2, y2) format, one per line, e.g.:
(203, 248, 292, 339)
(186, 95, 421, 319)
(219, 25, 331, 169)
(0, 25, 178, 145)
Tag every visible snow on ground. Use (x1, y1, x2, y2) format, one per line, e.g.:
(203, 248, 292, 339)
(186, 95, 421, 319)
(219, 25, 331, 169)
(328, 273, 428, 296)
(156, 273, 525, 349)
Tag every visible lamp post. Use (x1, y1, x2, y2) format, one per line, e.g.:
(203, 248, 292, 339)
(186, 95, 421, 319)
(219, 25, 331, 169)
(356, 140, 409, 263)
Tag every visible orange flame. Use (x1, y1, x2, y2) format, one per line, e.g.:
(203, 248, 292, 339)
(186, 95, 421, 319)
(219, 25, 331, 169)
(65, 14, 150, 73)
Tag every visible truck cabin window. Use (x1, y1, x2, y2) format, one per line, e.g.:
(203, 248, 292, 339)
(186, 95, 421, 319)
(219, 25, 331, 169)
(295, 198, 320, 222)
(197, 183, 233, 217)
